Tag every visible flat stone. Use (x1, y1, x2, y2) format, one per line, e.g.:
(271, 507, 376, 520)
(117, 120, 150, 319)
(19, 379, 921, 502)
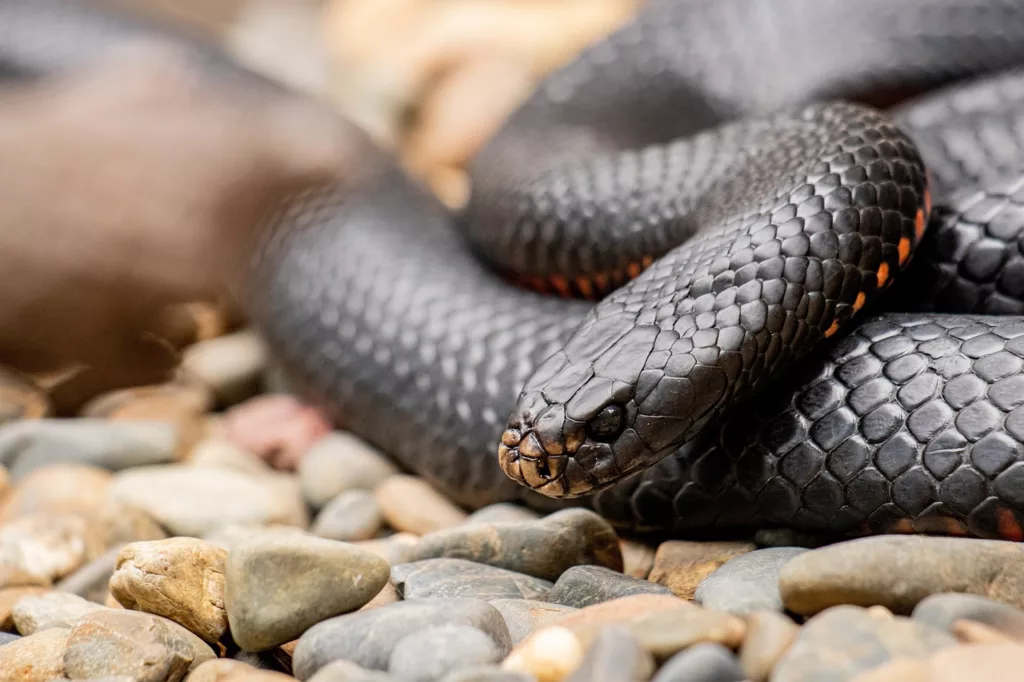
(355, 533, 420, 566)
(203, 523, 308, 551)
(850, 643, 1024, 682)
(56, 545, 126, 604)
(307, 659, 396, 681)
(738, 611, 799, 682)
(311, 490, 383, 542)
(109, 465, 308, 537)
(440, 667, 534, 682)
(564, 626, 653, 682)
(0, 587, 48, 630)
(651, 642, 745, 682)
(547, 565, 671, 608)
(409, 509, 621, 582)
(226, 533, 391, 651)
(0, 463, 111, 523)
(771, 605, 957, 682)
(186, 658, 294, 681)
(464, 504, 540, 525)
(299, 433, 399, 509)
(0, 627, 68, 681)
(490, 599, 578, 644)
(375, 476, 468, 535)
(188, 437, 274, 477)
(649, 541, 756, 600)
(293, 598, 512, 677)
(620, 540, 657, 580)
(629, 607, 747, 661)
(0, 419, 178, 480)
(912, 593, 1024, 639)
(63, 609, 215, 681)
(392, 559, 553, 601)
(0, 513, 103, 588)
(695, 547, 807, 615)
(222, 395, 331, 470)
(779, 536, 1024, 615)
(11, 591, 106, 634)
(389, 625, 502, 681)
(181, 330, 268, 407)
(501, 626, 583, 682)
(110, 538, 228, 644)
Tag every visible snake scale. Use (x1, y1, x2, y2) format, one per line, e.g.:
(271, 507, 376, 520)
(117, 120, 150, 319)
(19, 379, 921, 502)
(8, 0, 1024, 540)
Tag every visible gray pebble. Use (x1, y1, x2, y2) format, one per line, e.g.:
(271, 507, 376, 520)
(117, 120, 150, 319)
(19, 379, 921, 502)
(292, 598, 512, 678)
(392, 559, 553, 601)
(464, 504, 541, 525)
(695, 547, 807, 615)
(548, 565, 672, 608)
(912, 593, 1024, 638)
(55, 544, 126, 603)
(0, 632, 19, 646)
(299, 433, 399, 510)
(312, 490, 384, 542)
(12, 591, 106, 635)
(489, 599, 577, 644)
(309, 659, 397, 681)
(565, 627, 653, 682)
(440, 666, 536, 682)
(389, 626, 502, 682)
(652, 643, 746, 682)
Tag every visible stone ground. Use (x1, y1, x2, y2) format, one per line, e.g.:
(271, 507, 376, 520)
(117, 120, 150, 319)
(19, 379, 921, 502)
(2, 0, 1024, 680)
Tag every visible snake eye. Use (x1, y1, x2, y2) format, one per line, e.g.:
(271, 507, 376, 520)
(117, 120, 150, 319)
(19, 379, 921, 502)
(587, 405, 625, 441)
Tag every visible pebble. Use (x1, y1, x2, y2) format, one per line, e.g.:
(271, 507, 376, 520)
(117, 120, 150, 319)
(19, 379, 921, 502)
(620, 540, 657, 579)
(11, 591, 106, 634)
(0, 513, 103, 588)
(203, 523, 308, 551)
(490, 599, 578, 644)
(441, 667, 535, 682)
(738, 612, 799, 682)
(695, 547, 807, 615)
(0, 626, 68, 682)
(181, 330, 269, 407)
(547, 565, 671, 608)
(92, 500, 168, 548)
(649, 541, 756, 600)
(188, 437, 274, 477)
(363, 582, 402, 611)
(465, 504, 541, 525)
(62, 609, 215, 681)
(651, 643, 745, 682)
(109, 537, 228, 645)
(950, 618, 1017, 644)
(849, 643, 1024, 682)
(392, 559, 553, 601)
(564, 626, 653, 682)
(0, 463, 111, 523)
(771, 605, 957, 682)
(501, 626, 583, 682)
(629, 607, 747, 661)
(0, 586, 48, 630)
(408, 509, 622, 581)
(0, 367, 50, 425)
(109, 465, 308, 537)
(293, 598, 512, 677)
(311, 490, 384, 542)
(307, 659, 397, 681)
(375, 476, 468, 535)
(0, 419, 178, 480)
(226, 533, 391, 651)
(912, 593, 1024, 639)
(355, 533, 420, 566)
(299, 432, 399, 509)
(0, 631, 18, 645)
(222, 395, 331, 470)
(389, 625, 503, 681)
(187, 658, 295, 682)
(0, 465, 8, 505)
(779, 536, 1024, 615)
(55, 545, 124, 604)
(82, 383, 211, 453)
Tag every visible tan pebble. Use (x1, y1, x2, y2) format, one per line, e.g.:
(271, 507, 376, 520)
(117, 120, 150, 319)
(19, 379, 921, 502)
(181, 330, 268, 408)
(81, 382, 211, 455)
(110, 537, 229, 645)
(0, 367, 51, 427)
(354, 532, 420, 566)
(868, 605, 895, 620)
(222, 395, 331, 470)
(951, 619, 1018, 645)
(187, 437, 274, 477)
(926, 642, 1024, 682)
(620, 539, 657, 580)
(0, 626, 68, 681)
(361, 582, 401, 610)
(426, 165, 471, 209)
(12, 591, 106, 634)
(92, 500, 168, 548)
(375, 475, 468, 535)
(0, 463, 111, 523)
(0, 465, 9, 510)
(847, 658, 932, 682)
(502, 625, 584, 682)
(629, 607, 747, 660)
(104, 591, 123, 609)
(649, 541, 756, 600)
(738, 611, 800, 682)
(0, 586, 48, 630)
(185, 658, 294, 681)
(0, 513, 104, 588)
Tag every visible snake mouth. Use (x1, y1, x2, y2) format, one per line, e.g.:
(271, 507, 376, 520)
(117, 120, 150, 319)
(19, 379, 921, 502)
(498, 428, 575, 497)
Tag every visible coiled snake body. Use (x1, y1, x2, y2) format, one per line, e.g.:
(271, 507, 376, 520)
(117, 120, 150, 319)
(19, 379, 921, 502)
(8, 0, 1024, 539)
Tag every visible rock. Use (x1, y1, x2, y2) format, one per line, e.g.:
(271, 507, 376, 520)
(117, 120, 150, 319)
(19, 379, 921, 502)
(362, 582, 401, 611)
(912, 593, 1024, 639)
(0, 419, 178, 479)
(355, 533, 420, 566)
(203, 523, 308, 551)
(0, 513, 103, 588)
(501, 626, 583, 682)
(440, 667, 535, 682)
(293, 598, 512, 677)
(620, 540, 657, 580)
(181, 330, 268, 407)
(389, 625, 503, 681)
(950, 618, 1018, 644)
(186, 658, 295, 681)
(0, 627, 68, 681)
(188, 437, 274, 477)
(738, 612, 799, 682)
(0, 631, 18, 645)
(92, 501, 168, 548)
(0, 586, 48, 630)
(490, 599, 577, 644)
(63, 610, 215, 681)
(771, 605, 957, 682)
(222, 395, 331, 470)
(307, 659, 396, 681)
(408, 509, 621, 582)
(0, 367, 50, 425)
(849, 643, 1024, 682)
(375, 476, 468, 535)
(547, 565, 671, 608)
(11, 591, 106, 634)
(311, 490, 384, 542)
(779, 536, 1024, 615)
(299, 433, 399, 509)
(0, 463, 112, 523)
(109, 537, 228, 645)
(564, 626, 653, 682)
(226, 533, 391, 651)
(82, 383, 211, 453)
(109, 465, 308, 537)
(465, 504, 540, 525)
(649, 541, 756, 600)
(651, 643, 745, 682)
(629, 607, 747, 661)
(56, 545, 126, 603)
(392, 559, 553, 601)
(695, 548, 807, 615)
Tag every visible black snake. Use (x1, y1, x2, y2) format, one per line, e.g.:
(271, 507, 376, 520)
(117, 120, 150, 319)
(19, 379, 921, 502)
(7, 0, 1024, 540)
